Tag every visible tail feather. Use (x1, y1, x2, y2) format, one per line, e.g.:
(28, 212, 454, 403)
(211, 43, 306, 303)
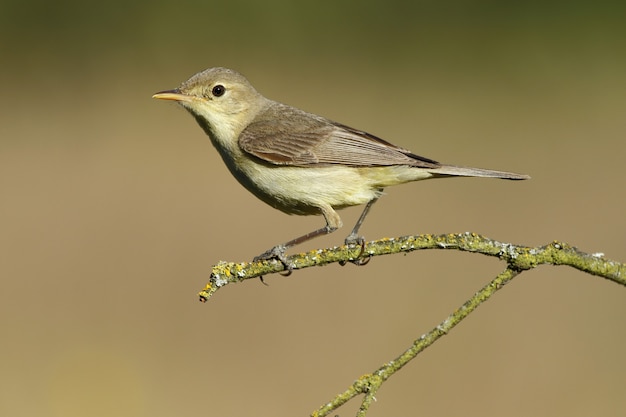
(431, 165, 530, 180)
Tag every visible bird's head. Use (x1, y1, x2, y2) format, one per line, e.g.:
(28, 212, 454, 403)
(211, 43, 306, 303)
(153, 67, 268, 144)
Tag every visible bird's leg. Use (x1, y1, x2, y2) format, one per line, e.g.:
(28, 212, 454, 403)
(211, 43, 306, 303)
(254, 204, 342, 273)
(345, 195, 380, 246)
(342, 194, 380, 265)
(253, 227, 330, 267)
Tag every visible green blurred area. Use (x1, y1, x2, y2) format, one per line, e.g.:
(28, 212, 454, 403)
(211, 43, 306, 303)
(1, 2, 625, 417)
(2, 0, 625, 78)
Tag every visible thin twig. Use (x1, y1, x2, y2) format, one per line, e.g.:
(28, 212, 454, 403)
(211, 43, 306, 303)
(310, 267, 520, 417)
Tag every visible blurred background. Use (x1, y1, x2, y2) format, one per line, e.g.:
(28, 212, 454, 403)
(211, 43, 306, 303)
(1, 1, 624, 416)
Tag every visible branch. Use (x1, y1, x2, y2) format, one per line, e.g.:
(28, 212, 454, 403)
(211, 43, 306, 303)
(196, 233, 625, 416)
(198, 233, 625, 301)
(311, 266, 522, 417)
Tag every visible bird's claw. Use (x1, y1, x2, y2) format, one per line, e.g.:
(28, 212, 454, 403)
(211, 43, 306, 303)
(340, 234, 372, 266)
(253, 245, 293, 276)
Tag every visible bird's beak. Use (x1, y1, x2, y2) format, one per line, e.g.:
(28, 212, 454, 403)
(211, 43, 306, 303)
(152, 89, 194, 102)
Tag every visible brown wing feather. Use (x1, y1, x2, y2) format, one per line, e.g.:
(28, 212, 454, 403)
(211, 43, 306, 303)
(238, 102, 440, 168)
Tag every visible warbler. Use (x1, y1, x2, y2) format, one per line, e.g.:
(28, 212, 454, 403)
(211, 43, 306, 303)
(153, 67, 529, 267)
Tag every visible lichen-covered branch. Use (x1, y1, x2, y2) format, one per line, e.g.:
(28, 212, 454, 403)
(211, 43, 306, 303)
(198, 233, 625, 302)
(312, 266, 521, 417)
(196, 233, 624, 417)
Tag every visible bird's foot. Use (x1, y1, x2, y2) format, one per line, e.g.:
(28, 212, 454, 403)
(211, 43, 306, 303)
(253, 245, 293, 276)
(340, 234, 371, 266)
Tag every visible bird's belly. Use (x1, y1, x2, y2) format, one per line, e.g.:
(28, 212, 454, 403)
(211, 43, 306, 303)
(229, 162, 431, 216)
(233, 164, 380, 215)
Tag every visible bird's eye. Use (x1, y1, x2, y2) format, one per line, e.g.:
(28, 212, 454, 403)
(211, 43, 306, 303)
(212, 85, 225, 97)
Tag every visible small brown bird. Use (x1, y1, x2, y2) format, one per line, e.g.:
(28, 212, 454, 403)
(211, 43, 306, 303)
(153, 67, 529, 267)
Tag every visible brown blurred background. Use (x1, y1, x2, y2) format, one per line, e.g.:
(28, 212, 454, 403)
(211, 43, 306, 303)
(1, 1, 625, 416)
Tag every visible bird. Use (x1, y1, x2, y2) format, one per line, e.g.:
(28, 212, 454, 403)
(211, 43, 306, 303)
(153, 67, 529, 268)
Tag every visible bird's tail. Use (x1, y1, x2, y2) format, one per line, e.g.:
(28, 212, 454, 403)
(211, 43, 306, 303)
(431, 165, 530, 180)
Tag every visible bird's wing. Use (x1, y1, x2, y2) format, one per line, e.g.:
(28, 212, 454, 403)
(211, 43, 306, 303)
(238, 104, 440, 168)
